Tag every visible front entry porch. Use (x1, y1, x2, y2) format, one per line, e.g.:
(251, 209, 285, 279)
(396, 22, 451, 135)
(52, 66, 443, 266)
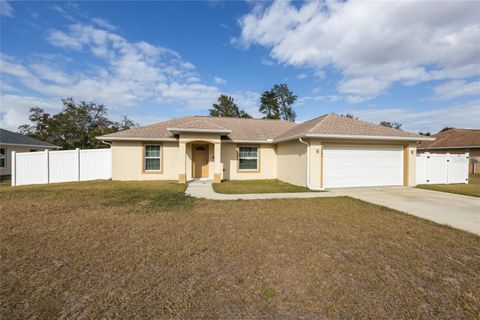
(177, 134, 222, 184)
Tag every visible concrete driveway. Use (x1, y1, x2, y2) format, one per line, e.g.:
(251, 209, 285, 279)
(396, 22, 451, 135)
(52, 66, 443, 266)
(331, 187, 480, 236)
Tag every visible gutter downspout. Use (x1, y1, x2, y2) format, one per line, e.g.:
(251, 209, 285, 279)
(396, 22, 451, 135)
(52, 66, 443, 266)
(298, 137, 324, 191)
(101, 140, 112, 147)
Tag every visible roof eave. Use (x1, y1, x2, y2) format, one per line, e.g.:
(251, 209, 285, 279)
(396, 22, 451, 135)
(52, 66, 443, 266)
(304, 133, 435, 142)
(96, 136, 178, 142)
(0, 142, 60, 149)
(275, 133, 435, 143)
(222, 139, 274, 144)
(97, 136, 275, 144)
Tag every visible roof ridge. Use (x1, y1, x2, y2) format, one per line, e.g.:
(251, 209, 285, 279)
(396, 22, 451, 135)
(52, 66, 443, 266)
(332, 113, 410, 132)
(176, 118, 228, 130)
(194, 115, 292, 122)
(307, 113, 333, 133)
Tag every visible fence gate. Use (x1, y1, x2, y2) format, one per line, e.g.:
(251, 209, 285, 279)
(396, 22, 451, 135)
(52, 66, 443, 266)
(416, 153, 469, 185)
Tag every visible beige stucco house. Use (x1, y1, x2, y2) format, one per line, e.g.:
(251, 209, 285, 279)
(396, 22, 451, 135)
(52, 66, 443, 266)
(98, 114, 433, 189)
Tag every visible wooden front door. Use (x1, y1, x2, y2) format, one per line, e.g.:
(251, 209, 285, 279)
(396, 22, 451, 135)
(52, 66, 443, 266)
(193, 145, 209, 178)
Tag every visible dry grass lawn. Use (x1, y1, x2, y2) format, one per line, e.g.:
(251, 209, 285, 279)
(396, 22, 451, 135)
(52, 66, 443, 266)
(213, 179, 312, 194)
(417, 174, 480, 198)
(1, 181, 479, 319)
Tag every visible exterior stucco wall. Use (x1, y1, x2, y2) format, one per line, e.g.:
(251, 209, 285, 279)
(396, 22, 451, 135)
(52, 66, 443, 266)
(276, 140, 307, 187)
(307, 139, 323, 189)
(111, 140, 179, 180)
(405, 143, 417, 187)
(0, 144, 47, 176)
(110, 137, 421, 186)
(221, 143, 277, 180)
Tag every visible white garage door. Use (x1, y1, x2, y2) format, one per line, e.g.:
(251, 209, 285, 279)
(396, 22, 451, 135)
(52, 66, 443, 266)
(323, 145, 403, 188)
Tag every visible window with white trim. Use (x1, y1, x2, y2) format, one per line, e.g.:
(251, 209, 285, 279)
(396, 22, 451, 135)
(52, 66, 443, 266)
(0, 148, 5, 168)
(239, 146, 258, 170)
(144, 145, 161, 171)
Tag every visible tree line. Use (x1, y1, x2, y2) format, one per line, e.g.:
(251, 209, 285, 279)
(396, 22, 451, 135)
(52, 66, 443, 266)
(209, 83, 297, 122)
(19, 98, 137, 149)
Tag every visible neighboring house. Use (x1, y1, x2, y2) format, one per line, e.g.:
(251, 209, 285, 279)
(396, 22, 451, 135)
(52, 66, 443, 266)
(0, 128, 60, 176)
(417, 128, 480, 174)
(98, 114, 433, 189)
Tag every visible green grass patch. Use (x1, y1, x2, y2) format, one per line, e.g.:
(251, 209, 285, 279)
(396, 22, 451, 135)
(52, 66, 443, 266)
(0, 175, 11, 188)
(103, 181, 194, 211)
(213, 179, 314, 194)
(417, 174, 480, 198)
(1, 180, 194, 212)
(265, 289, 276, 300)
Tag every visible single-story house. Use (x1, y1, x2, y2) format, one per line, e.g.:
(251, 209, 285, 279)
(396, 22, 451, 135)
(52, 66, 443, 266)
(0, 128, 60, 176)
(98, 113, 434, 189)
(417, 128, 480, 174)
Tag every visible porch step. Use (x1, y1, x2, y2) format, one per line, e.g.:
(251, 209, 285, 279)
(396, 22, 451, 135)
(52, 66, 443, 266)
(188, 179, 213, 186)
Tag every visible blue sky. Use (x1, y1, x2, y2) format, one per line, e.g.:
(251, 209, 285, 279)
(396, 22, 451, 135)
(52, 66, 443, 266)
(1, 0, 479, 133)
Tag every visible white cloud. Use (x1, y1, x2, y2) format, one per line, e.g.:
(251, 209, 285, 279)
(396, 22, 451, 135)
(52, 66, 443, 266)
(296, 96, 312, 106)
(0, 22, 254, 129)
(2, 24, 210, 109)
(214, 76, 226, 85)
(340, 101, 480, 133)
(0, 95, 60, 131)
(30, 63, 72, 85)
(297, 73, 307, 80)
(92, 17, 117, 31)
(231, 91, 261, 117)
(431, 80, 480, 101)
(239, 0, 480, 101)
(0, 0, 13, 17)
(261, 58, 274, 66)
(156, 82, 220, 109)
(186, 76, 201, 83)
(337, 77, 388, 98)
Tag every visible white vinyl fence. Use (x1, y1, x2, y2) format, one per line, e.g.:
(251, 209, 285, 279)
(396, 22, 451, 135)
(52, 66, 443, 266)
(11, 148, 111, 186)
(416, 153, 469, 185)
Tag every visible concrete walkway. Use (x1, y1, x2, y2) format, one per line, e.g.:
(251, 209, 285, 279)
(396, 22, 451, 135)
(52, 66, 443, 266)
(185, 180, 339, 200)
(331, 187, 480, 236)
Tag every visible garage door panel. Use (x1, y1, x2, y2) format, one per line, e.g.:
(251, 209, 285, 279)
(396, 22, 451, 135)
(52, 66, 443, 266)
(323, 145, 403, 188)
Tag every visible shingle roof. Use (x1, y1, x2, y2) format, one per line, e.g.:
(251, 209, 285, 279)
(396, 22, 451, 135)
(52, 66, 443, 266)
(169, 119, 229, 131)
(99, 116, 296, 141)
(417, 129, 480, 149)
(99, 114, 427, 142)
(0, 128, 59, 148)
(276, 114, 423, 141)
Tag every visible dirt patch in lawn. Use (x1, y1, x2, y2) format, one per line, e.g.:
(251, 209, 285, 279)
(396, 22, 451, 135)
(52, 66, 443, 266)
(1, 181, 479, 319)
(213, 179, 313, 194)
